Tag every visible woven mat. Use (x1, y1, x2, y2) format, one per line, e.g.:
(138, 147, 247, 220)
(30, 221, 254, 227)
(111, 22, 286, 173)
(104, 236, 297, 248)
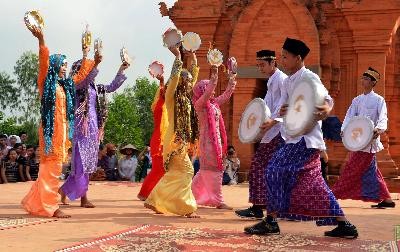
(57, 224, 398, 251)
(0, 217, 57, 231)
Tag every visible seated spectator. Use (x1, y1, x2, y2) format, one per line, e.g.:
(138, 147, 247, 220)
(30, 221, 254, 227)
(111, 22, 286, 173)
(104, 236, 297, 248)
(223, 145, 240, 185)
(105, 143, 119, 181)
(61, 148, 72, 180)
(90, 144, 107, 181)
(1, 148, 23, 183)
(26, 146, 40, 181)
(8, 135, 20, 148)
(118, 144, 138, 181)
(14, 143, 27, 181)
(135, 146, 151, 182)
(19, 131, 28, 144)
(0, 134, 11, 160)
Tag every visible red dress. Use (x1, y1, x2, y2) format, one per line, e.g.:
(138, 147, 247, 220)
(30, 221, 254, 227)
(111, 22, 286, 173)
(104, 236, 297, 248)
(137, 94, 165, 199)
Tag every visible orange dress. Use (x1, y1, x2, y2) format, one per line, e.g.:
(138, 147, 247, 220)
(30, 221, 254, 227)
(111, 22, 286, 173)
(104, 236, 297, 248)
(21, 45, 93, 217)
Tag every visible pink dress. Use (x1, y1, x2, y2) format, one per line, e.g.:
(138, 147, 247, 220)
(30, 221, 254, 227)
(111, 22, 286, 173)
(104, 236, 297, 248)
(191, 78, 235, 207)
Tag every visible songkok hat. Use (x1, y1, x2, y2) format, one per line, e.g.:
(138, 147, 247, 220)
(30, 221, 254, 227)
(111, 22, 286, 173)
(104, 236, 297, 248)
(256, 50, 276, 60)
(363, 67, 380, 82)
(282, 37, 310, 59)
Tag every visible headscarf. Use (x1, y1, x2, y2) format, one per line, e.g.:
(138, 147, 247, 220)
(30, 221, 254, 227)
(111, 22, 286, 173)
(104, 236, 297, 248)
(41, 54, 76, 154)
(192, 79, 227, 171)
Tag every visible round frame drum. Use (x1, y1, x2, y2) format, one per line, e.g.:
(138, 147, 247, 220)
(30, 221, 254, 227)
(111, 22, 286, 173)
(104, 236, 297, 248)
(120, 47, 132, 65)
(162, 28, 183, 48)
(284, 73, 326, 137)
(207, 48, 224, 67)
(342, 116, 374, 152)
(182, 32, 201, 52)
(148, 61, 164, 78)
(24, 10, 44, 31)
(238, 98, 271, 143)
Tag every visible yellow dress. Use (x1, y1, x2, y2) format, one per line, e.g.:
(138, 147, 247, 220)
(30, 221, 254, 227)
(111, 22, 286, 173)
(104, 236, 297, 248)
(145, 58, 200, 216)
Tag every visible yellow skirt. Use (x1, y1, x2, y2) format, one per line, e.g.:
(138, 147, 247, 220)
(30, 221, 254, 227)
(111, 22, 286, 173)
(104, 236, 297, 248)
(145, 150, 197, 216)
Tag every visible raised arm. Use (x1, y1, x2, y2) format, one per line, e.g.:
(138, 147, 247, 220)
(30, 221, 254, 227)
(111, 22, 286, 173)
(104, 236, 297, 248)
(214, 76, 236, 106)
(187, 52, 200, 86)
(75, 64, 98, 90)
(165, 58, 183, 103)
(72, 59, 95, 84)
(104, 63, 130, 93)
(30, 26, 49, 97)
(195, 75, 218, 109)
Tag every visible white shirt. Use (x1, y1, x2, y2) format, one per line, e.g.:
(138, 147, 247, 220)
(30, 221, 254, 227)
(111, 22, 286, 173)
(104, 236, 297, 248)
(341, 90, 387, 153)
(261, 69, 288, 143)
(118, 156, 138, 181)
(276, 66, 333, 150)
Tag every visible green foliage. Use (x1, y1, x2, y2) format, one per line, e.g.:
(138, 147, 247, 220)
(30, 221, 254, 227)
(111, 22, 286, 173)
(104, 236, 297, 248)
(0, 72, 18, 110)
(104, 77, 158, 148)
(0, 112, 39, 146)
(13, 51, 40, 123)
(132, 77, 158, 146)
(104, 87, 142, 147)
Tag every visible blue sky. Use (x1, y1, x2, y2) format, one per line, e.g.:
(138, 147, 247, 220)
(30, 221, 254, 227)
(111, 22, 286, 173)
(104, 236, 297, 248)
(0, 0, 178, 92)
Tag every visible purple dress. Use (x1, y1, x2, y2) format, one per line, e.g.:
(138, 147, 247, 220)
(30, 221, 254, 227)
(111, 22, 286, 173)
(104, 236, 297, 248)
(61, 68, 127, 200)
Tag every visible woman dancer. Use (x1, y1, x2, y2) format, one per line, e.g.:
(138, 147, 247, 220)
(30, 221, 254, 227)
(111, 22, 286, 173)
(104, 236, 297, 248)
(145, 45, 199, 218)
(137, 74, 168, 200)
(59, 49, 129, 208)
(21, 27, 92, 218)
(191, 66, 236, 209)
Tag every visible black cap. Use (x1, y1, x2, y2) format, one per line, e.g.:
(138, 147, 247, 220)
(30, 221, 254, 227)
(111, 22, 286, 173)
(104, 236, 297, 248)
(363, 67, 380, 82)
(282, 37, 310, 59)
(256, 50, 276, 60)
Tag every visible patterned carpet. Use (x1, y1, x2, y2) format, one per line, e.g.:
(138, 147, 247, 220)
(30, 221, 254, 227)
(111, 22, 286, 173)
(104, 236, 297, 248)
(0, 217, 57, 230)
(90, 181, 140, 187)
(56, 224, 398, 251)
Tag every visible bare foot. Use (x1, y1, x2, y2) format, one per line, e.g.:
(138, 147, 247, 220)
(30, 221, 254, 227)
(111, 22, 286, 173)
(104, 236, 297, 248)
(137, 195, 147, 201)
(80, 200, 96, 208)
(144, 203, 163, 214)
(53, 209, 71, 218)
(217, 203, 233, 210)
(185, 212, 200, 218)
(58, 189, 69, 205)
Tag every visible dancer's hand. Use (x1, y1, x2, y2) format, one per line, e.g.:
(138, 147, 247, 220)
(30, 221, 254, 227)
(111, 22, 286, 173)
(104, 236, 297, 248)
(372, 128, 380, 139)
(30, 26, 44, 45)
(260, 119, 276, 132)
(314, 101, 331, 121)
(94, 51, 103, 67)
(83, 45, 90, 59)
(210, 65, 218, 78)
(156, 74, 164, 85)
(118, 62, 130, 74)
(168, 46, 181, 59)
(279, 104, 288, 117)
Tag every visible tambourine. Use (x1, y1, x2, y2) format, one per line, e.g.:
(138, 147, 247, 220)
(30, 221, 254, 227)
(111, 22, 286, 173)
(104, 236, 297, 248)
(207, 48, 224, 67)
(148, 61, 164, 78)
(182, 32, 201, 52)
(24, 10, 44, 31)
(94, 38, 103, 55)
(227, 57, 238, 74)
(162, 28, 183, 48)
(120, 47, 132, 65)
(82, 25, 92, 49)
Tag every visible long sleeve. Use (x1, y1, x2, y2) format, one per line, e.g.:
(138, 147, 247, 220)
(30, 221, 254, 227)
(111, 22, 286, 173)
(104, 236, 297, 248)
(37, 45, 50, 97)
(165, 58, 183, 104)
(72, 59, 95, 84)
(214, 79, 235, 106)
(75, 68, 99, 90)
(189, 64, 200, 87)
(272, 80, 289, 120)
(375, 99, 388, 133)
(195, 77, 217, 109)
(104, 73, 127, 93)
(341, 100, 356, 132)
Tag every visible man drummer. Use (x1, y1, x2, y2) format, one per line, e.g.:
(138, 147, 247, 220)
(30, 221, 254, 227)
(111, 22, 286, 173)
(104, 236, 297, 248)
(244, 38, 359, 239)
(235, 50, 287, 219)
(332, 67, 395, 209)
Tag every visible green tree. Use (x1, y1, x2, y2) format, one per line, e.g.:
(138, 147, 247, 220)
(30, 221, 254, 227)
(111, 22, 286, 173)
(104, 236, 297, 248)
(0, 72, 18, 110)
(13, 51, 40, 123)
(104, 87, 143, 147)
(132, 77, 158, 146)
